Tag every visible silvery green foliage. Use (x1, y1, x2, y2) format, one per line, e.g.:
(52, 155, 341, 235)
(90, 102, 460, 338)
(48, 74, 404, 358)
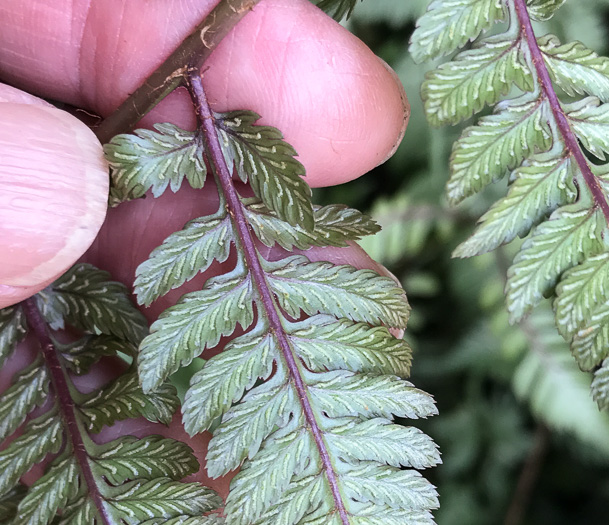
(412, 0, 609, 408)
(513, 305, 609, 456)
(107, 108, 440, 523)
(0, 265, 221, 524)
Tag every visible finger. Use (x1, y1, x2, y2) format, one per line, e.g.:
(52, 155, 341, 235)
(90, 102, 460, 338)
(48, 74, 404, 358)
(0, 0, 408, 187)
(0, 83, 109, 308)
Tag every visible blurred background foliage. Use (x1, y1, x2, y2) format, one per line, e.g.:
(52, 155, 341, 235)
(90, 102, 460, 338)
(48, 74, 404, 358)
(313, 1, 609, 523)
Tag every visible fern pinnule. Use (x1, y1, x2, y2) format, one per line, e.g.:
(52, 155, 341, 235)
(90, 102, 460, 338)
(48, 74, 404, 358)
(412, 0, 609, 408)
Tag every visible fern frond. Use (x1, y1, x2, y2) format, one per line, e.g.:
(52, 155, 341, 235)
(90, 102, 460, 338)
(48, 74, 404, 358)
(110, 70, 440, 524)
(57, 334, 135, 375)
(454, 153, 577, 257)
(245, 200, 380, 251)
(36, 263, 148, 344)
(422, 35, 533, 126)
(139, 263, 255, 392)
(448, 95, 552, 204)
(263, 256, 410, 327)
(540, 35, 609, 102)
(93, 435, 199, 485)
(0, 306, 27, 366)
(103, 478, 222, 524)
(410, 0, 507, 63)
(134, 208, 234, 306)
(506, 204, 606, 322)
(103, 123, 206, 203)
(413, 0, 609, 405)
(216, 110, 314, 230)
(0, 266, 221, 523)
(513, 305, 609, 455)
(526, 0, 565, 21)
(78, 372, 179, 432)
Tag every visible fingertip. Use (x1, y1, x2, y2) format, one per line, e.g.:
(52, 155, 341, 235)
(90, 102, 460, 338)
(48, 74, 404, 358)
(204, 0, 409, 187)
(0, 99, 109, 307)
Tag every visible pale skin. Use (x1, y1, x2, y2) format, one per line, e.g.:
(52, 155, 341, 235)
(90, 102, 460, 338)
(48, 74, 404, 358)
(0, 0, 409, 496)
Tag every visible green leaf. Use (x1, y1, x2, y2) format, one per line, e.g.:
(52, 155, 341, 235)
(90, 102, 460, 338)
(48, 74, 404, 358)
(308, 370, 438, 420)
(0, 306, 27, 366)
(138, 265, 255, 392)
(0, 486, 26, 523)
(224, 421, 315, 524)
(447, 95, 552, 204)
(107, 478, 222, 524)
(244, 200, 379, 251)
(556, 254, 609, 371)
(104, 123, 206, 203)
(506, 205, 607, 323)
(344, 503, 435, 524)
(592, 358, 609, 410)
(0, 412, 63, 495)
(526, 0, 566, 21)
(454, 154, 577, 257)
(56, 496, 99, 525)
(555, 253, 609, 339)
(327, 418, 441, 469)
(410, 0, 506, 63)
(540, 35, 609, 103)
(216, 111, 314, 231)
(567, 97, 609, 160)
(422, 36, 533, 126)
(206, 375, 294, 477)
(36, 263, 148, 345)
(79, 372, 179, 433)
(0, 357, 48, 441)
(514, 308, 609, 455)
(93, 436, 199, 485)
(315, 0, 359, 21)
(15, 455, 79, 525)
(263, 255, 410, 328)
(253, 474, 326, 525)
(183, 327, 278, 434)
(134, 209, 235, 306)
(288, 316, 412, 377)
(58, 334, 136, 375)
(341, 463, 439, 511)
(141, 518, 225, 525)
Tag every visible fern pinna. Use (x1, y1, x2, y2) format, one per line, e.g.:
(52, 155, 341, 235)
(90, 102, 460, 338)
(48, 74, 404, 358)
(0, 264, 222, 524)
(411, 0, 609, 409)
(102, 68, 440, 524)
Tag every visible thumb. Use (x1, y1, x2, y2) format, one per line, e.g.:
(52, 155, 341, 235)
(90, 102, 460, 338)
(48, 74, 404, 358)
(0, 84, 109, 308)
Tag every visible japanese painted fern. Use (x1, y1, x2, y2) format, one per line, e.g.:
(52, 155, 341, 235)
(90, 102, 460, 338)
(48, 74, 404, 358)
(0, 265, 222, 524)
(101, 70, 440, 524)
(411, 0, 609, 409)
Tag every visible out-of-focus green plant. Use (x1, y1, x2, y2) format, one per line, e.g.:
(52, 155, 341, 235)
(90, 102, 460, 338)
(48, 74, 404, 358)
(316, 1, 609, 523)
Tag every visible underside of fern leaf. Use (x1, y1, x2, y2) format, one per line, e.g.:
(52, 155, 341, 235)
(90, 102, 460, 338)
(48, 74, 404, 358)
(0, 265, 221, 524)
(104, 69, 440, 524)
(411, 0, 609, 408)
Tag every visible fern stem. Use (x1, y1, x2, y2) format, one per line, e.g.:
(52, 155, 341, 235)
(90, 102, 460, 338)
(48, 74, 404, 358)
(186, 69, 351, 525)
(95, 0, 262, 143)
(512, 0, 609, 223)
(21, 298, 112, 525)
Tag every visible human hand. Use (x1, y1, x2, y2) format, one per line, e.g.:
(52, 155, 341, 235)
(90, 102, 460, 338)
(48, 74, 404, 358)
(0, 0, 409, 495)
